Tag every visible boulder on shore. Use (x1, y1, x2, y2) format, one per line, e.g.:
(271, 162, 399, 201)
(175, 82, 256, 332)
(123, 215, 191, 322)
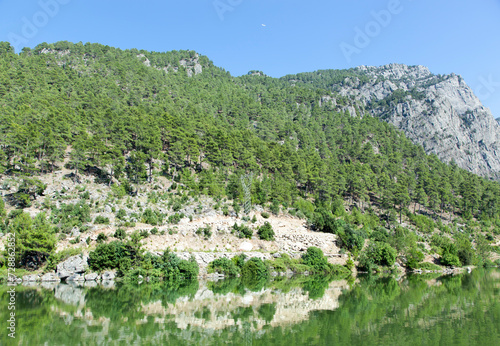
(56, 254, 89, 280)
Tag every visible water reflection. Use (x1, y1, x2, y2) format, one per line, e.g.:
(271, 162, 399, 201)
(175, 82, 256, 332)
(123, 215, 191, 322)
(0, 270, 499, 345)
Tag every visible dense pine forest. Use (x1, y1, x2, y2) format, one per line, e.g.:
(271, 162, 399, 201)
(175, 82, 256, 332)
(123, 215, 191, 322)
(0, 41, 499, 274)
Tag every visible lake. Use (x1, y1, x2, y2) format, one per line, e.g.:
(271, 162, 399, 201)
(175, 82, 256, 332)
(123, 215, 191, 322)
(1, 269, 499, 345)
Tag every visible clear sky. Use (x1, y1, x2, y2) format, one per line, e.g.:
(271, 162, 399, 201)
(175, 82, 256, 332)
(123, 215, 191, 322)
(1, 0, 500, 117)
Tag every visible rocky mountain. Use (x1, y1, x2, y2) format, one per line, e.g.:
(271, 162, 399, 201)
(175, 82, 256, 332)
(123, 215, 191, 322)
(283, 64, 500, 179)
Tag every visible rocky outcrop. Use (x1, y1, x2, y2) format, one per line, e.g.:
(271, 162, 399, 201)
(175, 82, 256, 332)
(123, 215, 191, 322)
(84, 273, 100, 281)
(101, 271, 115, 281)
(333, 64, 500, 178)
(22, 274, 40, 282)
(56, 254, 89, 280)
(41, 272, 61, 282)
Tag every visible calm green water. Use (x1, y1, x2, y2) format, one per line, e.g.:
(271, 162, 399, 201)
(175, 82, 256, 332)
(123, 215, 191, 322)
(1, 269, 499, 345)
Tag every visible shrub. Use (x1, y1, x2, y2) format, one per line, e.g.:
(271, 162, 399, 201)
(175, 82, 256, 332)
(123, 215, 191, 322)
(89, 241, 140, 271)
(6, 212, 56, 269)
(50, 201, 91, 233)
(301, 247, 328, 272)
(208, 258, 240, 277)
(251, 215, 257, 223)
(261, 212, 270, 219)
(142, 208, 163, 225)
(257, 222, 275, 241)
(440, 252, 461, 267)
(96, 233, 108, 244)
(150, 227, 158, 235)
(241, 257, 269, 279)
(116, 208, 127, 220)
(361, 241, 397, 268)
(232, 223, 253, 239)
(232, 254, 247, 269)
(270, 200, 280, 215)
(168, 213, 183, 224)
(406, 247, 425, 269)
(94, 216, 110, 225)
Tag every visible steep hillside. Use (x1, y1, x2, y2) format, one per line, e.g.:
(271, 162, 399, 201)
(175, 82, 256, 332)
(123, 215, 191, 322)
(0, 41, 499, 277)
(282, 64, 500, 179)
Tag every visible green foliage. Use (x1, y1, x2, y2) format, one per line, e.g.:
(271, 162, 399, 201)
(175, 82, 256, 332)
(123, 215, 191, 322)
(415, 262, 442, 271)
(167, 213, 183, 224)
(94, 216, 110, 225)
(440, 252, 461, 267)
(406, 247, 425, 269)
(301, 247, 329, 272)
(232, 253, 247, 269)
(195, 225, 212, 239)
(232, 223, 253, 239)
(257, 221, 275, 240)
(116, 209, 127, 220)
(96, 233, 108, 244)
(50, 201, 91, 233)
(359, 241, 397, 271)
(208, 258, 240, 277)
(142, 208, 163, 225)
(5, 212, 56, 269)
(241, 257, 269, 279)
(114, 228, 126, 240)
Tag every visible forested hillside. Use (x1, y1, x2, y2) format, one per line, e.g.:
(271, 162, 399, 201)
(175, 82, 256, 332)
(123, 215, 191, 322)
(0, 41, 499, 273)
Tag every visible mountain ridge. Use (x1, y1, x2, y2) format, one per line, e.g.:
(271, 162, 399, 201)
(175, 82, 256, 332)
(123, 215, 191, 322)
(281, 63, 500, 179)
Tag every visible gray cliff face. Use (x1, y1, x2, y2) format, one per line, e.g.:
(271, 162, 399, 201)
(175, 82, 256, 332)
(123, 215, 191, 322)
(336, 64, 500, 178)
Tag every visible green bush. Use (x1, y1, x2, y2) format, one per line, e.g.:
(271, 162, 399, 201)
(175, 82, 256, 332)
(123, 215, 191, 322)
(257, 222, 275, 241)
(359, 241, 397, 270)
(6, 212, 56, 269)
(114, 228, 126, 239)
(50, 201, 91, 233)
(241, 257, 269, 279)
(168, 213, 183, 224)
(116, 208, 127, 220)
(142, 208, 164, 225)
(406, 247, 425, 269)
(89, 241, 140, 271)
(94, 216, 110, 225)
(196, 225, 212, 239)
(261, 212, 270, 219)
(208, 258, 240, 277)
(232, 253, 247, 269)
(301, 247, 328, 272)
(232, 223, 253, 239)
(96, 233, 108, 243)
(440, 252, 461, 267)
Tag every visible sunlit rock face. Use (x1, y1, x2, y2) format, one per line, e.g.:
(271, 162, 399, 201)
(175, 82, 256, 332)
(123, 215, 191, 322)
(322, 64, 500, 179)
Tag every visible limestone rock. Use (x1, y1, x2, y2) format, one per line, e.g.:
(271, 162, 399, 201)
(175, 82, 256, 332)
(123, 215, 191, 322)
(84, 273, 100, 281)
(22, 274, 40, 282)
(239, 242, 253, 251)
(41, 272, 60, 282)
(101, 270, 116, 280)
(67, 273, 85, 281)
(56, 254, 89, 279)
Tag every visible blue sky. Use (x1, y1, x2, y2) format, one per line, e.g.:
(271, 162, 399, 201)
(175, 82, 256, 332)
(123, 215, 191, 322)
(1, 0, 500, 117)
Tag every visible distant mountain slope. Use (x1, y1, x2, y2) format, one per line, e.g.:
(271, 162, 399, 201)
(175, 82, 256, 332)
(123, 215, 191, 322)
(282, 64, 500, 179)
